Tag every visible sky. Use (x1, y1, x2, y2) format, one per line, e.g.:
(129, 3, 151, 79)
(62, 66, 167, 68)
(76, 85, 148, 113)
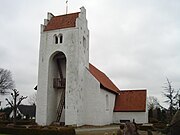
(0, 0, 180, 108)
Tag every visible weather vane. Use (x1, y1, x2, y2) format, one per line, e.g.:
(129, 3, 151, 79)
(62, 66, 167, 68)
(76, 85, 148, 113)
(66, 0, 68, 14)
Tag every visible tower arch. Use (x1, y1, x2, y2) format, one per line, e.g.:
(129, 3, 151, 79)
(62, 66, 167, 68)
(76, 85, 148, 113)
(47, 51, 67, 124)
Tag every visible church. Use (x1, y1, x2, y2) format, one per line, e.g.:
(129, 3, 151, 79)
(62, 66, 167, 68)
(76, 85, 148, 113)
(36, 7, 148, 126)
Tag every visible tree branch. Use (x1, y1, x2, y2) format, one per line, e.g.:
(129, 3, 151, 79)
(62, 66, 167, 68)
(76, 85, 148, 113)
(5, 98, 13, 108)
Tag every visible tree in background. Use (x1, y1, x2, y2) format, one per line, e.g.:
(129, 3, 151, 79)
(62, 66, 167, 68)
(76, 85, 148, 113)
(163, 78, 179, 120)
(28, 92, 37, 105)
(5, 89, 27, 124)
(147, 96, 161, 110)
(147, 96, 168, 123)
(0, 68, 14, 94)
(148, 96, 161, 122)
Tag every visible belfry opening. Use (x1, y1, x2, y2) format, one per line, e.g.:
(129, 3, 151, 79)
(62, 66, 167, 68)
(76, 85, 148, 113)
(48, 51, 66, 124)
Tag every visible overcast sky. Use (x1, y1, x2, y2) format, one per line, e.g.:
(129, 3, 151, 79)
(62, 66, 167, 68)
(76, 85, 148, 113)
(0, 0, 180, 107)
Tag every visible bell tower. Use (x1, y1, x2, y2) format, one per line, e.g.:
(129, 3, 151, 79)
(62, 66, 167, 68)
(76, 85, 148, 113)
(36, 7, 89, 126)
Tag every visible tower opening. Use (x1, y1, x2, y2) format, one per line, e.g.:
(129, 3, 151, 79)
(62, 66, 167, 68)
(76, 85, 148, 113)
(54, 35, 58, 44)
(48, 52, 66, 124)
(59, 34, 63, 43)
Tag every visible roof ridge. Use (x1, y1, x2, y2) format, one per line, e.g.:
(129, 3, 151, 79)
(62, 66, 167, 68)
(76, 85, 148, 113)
(54, 12, 80, 17)
(120, 89, 147, 92)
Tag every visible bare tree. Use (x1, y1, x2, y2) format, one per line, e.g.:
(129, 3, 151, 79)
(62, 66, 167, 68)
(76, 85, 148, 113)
(5, 89, 27, 124)
(0, 68, 14, 94)
(163, 78, 179, 119)
(28, 92, 37, 105)
(147, 96, 160, 110)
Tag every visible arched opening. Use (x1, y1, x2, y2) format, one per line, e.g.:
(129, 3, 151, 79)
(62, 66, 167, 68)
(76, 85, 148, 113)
(83, 36, 86, 49)
(106, 94, 109, 111)
(59, 34, 63, 43)
(48, 51, 66, 124)
(54, 35, 58, 44)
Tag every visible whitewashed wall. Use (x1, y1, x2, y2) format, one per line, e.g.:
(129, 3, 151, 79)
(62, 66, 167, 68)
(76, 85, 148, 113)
(36, 7, 90, 126)
(83, 68, 101, 125)
(84, 68, 116, 125)
(36, 26, 79, 125)
(98, 88, 116, 125)
(113, 111, 148, 124)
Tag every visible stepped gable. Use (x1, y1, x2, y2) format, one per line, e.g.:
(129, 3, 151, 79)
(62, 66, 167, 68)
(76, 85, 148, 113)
(44, 12, 79, 31)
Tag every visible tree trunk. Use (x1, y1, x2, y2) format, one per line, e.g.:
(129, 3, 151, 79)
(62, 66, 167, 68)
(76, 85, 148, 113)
(13, 107, 17, 125)
(13, 94, 17, 125)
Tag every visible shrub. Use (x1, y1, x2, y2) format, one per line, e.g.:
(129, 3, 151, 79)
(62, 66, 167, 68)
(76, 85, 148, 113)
(0, 120, 11, 125)
(149, 118, 159, 123)
(0, 120, 36, 126)
(0, 127, 75, 135)
(153, 122, 167, 129)
(138, 125, 155, 131)
(160, 126, 170, 134)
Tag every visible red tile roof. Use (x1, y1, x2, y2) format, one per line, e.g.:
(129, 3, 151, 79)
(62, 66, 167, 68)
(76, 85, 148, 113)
(114, 90, 147, 112)
(44, 12, 79, 31)
(89, 64, 120, 94)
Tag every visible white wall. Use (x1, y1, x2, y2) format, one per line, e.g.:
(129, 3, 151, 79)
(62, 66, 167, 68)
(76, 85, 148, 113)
(36, 7, 90, 126)
(99, 88, 116, 125)
(113, 111, 148, 124)
(36, 23, 80, 125)
(84, 68, 116, 126)
(83, 68, 100, 125)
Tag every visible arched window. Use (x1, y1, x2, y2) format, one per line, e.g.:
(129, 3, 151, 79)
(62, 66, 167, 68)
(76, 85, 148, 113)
(59, 34, 63, 43)
(106, 94, 109, 111)
(83, 36, 86, 48)
(54, 35, 58, 44)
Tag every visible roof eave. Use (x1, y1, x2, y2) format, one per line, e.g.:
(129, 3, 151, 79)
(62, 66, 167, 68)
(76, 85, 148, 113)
(113, 109, 146, 112)
(100, 84, 119, 94)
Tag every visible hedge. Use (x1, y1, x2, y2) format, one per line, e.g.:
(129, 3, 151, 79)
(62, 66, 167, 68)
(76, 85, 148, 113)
(153, 122, 167, 129)
(0, 120, 35, 126)
(0, 127, 75, 135)
(138, 125, 155, 131)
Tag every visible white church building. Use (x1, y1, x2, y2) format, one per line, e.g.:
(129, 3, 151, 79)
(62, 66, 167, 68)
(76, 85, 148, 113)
(36, 7, 148, 126)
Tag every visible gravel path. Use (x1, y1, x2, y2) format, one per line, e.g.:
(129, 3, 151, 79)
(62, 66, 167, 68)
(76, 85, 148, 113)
(75, 125, 163, 135)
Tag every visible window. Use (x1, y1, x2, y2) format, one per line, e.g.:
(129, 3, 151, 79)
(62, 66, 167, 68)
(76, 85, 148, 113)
(106, 94, 109, 111)
(59, 34, 63, 43)
(54, 34, 63, 44)
(54, 35, 58, 44)
(83, 36, 86, 48)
